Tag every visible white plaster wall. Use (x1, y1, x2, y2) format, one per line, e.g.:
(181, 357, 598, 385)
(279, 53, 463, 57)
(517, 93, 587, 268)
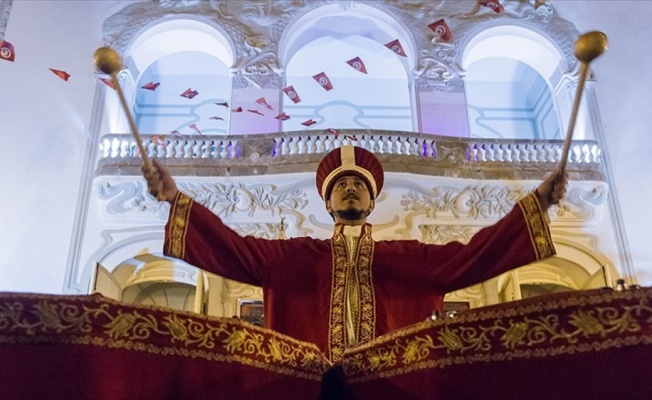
(0, 1, 140, 293)
(0, 1, 651, 294)
(553, 1, 652, 284)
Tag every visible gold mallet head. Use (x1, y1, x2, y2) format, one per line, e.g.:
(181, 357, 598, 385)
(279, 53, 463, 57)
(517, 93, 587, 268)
(94, 46, 123, 75)
(574, 31, 608, 64)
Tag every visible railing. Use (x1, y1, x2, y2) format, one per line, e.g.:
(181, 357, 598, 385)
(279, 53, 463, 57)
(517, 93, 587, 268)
(98, 130, 602, 166)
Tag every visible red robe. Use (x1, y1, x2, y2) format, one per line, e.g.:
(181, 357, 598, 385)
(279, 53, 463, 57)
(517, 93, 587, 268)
(164, 191, 554, 361)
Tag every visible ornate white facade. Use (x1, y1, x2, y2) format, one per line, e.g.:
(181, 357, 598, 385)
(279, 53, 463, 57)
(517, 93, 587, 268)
(59, 1, 629, 319)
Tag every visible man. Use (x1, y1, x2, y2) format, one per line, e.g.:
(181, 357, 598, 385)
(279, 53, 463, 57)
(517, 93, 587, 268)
(144, 145, 566, 361)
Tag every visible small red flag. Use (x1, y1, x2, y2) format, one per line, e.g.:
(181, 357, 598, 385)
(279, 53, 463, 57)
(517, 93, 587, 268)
(313, 72, 334, 91)
(209, 116, 224, 120)
(215, 101, 229, 107)
(142, 81, 160, 91)
(283, 85, 302, 104)
(180, 88, 198, 99)
(327, 128, 339, 137)
(247, 109, 265, 116)
(232, 107, 243, 112)
(346, 57, 367, 74)
(189, 123, 202, 136)
(346, 135, 358, 142)
(275, 112, 290, 121)
(479, 0, 504, 14)
(256, 97, 273, 110)
(49, 68, 70, 81)
(99, 78, 115, 90)
(301, 119, 317, 127)
(428, 19, 454, 42)
(170, 130, 183, 137)
(385, 39, 407, 57)
(0, 40, 15, 62)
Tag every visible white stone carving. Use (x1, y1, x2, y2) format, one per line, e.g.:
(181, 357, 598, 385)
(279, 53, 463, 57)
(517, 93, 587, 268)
(0, 0, 12, 39)
(180, 182, 308, 218)
(102, 0, 580, 91)
(419, 224, 477, 245)
(401, 185, 529, 219)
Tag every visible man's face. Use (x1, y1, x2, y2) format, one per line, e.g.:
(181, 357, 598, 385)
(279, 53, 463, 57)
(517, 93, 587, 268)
(326, 175, 375, 223)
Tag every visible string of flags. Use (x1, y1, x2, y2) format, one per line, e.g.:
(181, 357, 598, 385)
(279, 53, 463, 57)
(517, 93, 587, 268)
(0, 0, 506, 136)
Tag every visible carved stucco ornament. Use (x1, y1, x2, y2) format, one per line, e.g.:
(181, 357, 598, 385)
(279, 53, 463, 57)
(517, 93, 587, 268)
(101, 0, 580, 91)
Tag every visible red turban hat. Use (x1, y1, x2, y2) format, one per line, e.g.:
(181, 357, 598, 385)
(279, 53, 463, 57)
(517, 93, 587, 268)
(316, 146, 384, 200)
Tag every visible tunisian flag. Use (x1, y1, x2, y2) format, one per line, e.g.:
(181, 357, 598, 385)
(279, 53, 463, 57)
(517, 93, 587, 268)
(0, 40, 15, 62)
(142, 81, 160, 91)
(256, 97, 273, 110)
(283, 85, 302, 104)
(49, 68, 70, 81)
(99, 78, 115, 90)
(479, 0, 504, 14)
(275, 112, 290, 121)
(428, 19, 454, 42)
(385, 39, 407, 57)
(180, 88, 199, 99)
(346, 57, 368, 74)
(189, 123, 202, 136)
(313, 72, 334, 91)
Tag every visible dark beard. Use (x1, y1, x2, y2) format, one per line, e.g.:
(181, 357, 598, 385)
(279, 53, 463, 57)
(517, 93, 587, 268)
(333, 207, 368, 221)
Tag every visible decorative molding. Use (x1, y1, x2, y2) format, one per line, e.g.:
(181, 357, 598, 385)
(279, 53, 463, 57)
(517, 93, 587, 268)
(96, 179, 308, 221)
(401, 185, 529, 220)
(180, 182, 308, 218)
(0, 0, 12, 40)
(102, 0, 580, 91)
(419, 224, 477, 245)
(229, 223, 286, 239)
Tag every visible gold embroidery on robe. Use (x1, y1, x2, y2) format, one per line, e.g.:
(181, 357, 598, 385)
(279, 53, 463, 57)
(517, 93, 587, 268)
(166, 193, 193, 259)
(328, 224, 376, 362)
(518, 192, 555, 259)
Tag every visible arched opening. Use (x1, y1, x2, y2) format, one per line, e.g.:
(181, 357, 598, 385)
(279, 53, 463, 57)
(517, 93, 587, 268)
(461, 25, 568, 140)
(279, 3, 416, 131)
(119, 19, 235, 136)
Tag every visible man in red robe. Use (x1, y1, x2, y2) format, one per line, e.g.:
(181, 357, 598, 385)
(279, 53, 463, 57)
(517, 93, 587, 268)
(145, 146, 566, 361)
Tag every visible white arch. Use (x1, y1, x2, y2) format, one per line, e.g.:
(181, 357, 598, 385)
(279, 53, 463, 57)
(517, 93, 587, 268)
(124, 17, 236, 78)
(460, 24, 568, 84)
(279, 2, 416, 74)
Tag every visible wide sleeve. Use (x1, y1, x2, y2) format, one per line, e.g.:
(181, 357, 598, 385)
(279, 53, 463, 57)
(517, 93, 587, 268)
(163, 191, 286, 286)
(395, 191, 556, 293)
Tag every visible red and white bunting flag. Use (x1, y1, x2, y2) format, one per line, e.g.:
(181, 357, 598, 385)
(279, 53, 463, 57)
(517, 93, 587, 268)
(346, 135, 358, 142)
(247, 109, 265, 116)
(0, 40, 15, 62)
(180, 88, 198, 99)
(215, 101, 229, 107)
(151, 135, 168, 148)
(385, 39, 407, 57)
(209, 116, 224, 121)
(428, 19, 454, 42)
(232, 106, 243, 112)
(301, 119, 317, 127)
(99, 78, 115, 90)
(256, 97, 273, 110)
(170, 130, 183, 137)
(327, 128, 339, 137)
(275, 112, 290, 121)
(346, 57, 368, 74)
(283, 85, 302, 104)
(313, 72, 334, 91)
(141, 81, 160, 91)
(479, 0, 504, 14)
(49, 68, 70, 81)
(189, 123, 203, 136)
